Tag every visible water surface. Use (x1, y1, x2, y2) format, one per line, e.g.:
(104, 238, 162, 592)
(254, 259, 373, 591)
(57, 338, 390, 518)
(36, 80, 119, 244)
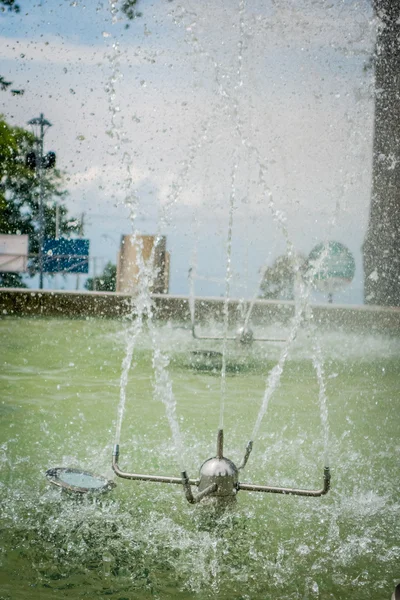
(1, 317, 399, 599)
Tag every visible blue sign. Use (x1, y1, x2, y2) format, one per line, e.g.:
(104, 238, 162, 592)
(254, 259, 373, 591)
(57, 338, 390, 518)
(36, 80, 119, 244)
(43, 239, 89, 274)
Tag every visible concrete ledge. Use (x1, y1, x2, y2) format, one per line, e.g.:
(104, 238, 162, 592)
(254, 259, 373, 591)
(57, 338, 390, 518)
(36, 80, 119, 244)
(1, 288, 400, 333)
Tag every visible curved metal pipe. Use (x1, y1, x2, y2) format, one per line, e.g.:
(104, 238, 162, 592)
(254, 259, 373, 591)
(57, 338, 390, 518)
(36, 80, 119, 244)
(191, 323, 285, 343)
(237, 440, 253, 470)
(181, 470, 218, 503)
(238, 466, 331, 497)
(112, 444, 198, 486)
(192, 323, 236, 341)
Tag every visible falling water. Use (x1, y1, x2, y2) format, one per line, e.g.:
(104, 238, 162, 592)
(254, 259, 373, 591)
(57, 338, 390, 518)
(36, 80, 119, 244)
(311, 331, 330, 467)
(106, 0, 144, 447)
(250, 293, 307, 442)
(149, 321, 185, 470)
(249, 241, 334, 443)
(219, 0, 247, 430)
(219, 155, 237, 430)
(115, 314, 143, 446)
(106, 1, 186, 464)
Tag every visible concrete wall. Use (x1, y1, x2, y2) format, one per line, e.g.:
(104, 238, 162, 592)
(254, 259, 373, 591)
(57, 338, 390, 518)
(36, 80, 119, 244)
(1, 288, 400, 333)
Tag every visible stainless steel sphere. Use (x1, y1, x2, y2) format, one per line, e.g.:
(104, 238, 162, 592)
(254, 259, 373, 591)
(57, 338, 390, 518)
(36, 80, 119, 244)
(236, 326, 254, 345)
(198, 457, 239, 498)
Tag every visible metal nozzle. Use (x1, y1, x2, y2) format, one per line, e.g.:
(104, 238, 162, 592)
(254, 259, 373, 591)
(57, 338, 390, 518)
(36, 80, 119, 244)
(238, 440, 253, 470)
(216, 429, 224, 459)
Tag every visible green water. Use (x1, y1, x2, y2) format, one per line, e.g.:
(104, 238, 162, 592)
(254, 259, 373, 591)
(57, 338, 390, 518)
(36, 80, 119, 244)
(1, 317, 399, 599)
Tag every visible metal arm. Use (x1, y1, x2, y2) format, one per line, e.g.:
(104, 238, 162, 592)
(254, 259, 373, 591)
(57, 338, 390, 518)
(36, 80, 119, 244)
(112, 444, 198, 486)
(112, 435, 331, 504)
(238, 466, 331, 497)
(191, 322, 286, 343)
(192, 323, 236, 341)
(238, 440, 253, 470)
(181, 470, 218, 503)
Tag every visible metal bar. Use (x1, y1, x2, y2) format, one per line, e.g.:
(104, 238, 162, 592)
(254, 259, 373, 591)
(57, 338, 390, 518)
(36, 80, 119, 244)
(191, 323, 285, 343)
(112, 444, 198, 486)
(55, 204, 60, 239)
(252, 336, 287, 343)
(216, 429, 224, 459)
(181, 470, 195, 502)
(38, 114, 45, 289)
(237, 440, 253, 470)
(182, 470, 217, 503)
(192, 482, 218, 502)
(238, 467, 331, 497)
(191, 323, 235, 341)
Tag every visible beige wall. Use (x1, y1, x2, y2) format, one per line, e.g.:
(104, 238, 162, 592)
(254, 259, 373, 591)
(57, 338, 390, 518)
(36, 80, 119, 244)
(116, 234, 169, 294)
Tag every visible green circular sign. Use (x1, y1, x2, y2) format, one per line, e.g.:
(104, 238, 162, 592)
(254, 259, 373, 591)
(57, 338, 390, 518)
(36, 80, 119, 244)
(307, 241, 355, 294)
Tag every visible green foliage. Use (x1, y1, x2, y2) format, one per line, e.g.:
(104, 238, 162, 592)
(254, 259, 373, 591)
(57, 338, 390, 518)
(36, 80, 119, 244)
(85, 262, 117, 292)
(0, 115, 78, 286)
(121, 0, 141, 20)
(259, 253, 306, 301)
(0, 76, 12, 91)
(0, 272, 27, 287)
(0, 0, 20, 13)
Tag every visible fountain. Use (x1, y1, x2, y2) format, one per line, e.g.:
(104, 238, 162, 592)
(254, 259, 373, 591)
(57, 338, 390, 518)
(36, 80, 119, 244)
(1, 1, 400, 599)
(112, 428, 330, 504)
(189, 266, 287, 345)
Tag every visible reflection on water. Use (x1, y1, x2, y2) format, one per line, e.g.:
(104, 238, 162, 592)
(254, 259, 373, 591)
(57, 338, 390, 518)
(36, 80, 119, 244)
(1, 317, 399, 599)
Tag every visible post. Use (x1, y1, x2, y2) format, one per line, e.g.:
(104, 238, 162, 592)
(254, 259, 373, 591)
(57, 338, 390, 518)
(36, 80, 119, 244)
(76, 212, 85, 291)
(55, 203, 60, 240)
(28, 114, 52, 290)
(37, 115, 45, 289)
(93, 256, 97, 291)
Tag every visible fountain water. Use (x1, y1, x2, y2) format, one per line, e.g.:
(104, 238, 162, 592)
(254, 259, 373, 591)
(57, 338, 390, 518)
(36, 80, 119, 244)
(2, 0, 399, 598)
(100, 0, 334, 507)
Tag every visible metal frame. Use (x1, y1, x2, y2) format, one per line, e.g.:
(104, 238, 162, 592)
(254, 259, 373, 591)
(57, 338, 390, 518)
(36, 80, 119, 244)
(191, 323, 286, 344)
(112, 430, 330, 504)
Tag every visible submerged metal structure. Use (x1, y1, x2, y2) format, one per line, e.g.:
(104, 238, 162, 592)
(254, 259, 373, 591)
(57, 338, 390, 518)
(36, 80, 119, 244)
(191, 323, 286, 345)
(112, 429, 331, 504)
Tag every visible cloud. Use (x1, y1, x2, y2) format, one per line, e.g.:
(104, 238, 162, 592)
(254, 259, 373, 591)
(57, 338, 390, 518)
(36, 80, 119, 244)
(0, 0, 376, 300)
(0, 35, 162, 67)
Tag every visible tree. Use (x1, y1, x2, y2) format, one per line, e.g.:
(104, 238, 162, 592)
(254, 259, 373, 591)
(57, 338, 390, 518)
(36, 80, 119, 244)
(121, 1, 141, 20)
(0, 0, 20, 13)
(0, 116, 78, 286)
(259, 253, 306, 301)
(363, 1, 400, 306)
(85, 262, 117, 292)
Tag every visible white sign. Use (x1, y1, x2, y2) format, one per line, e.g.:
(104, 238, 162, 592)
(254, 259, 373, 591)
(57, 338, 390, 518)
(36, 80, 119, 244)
(0, 234, 29, 272)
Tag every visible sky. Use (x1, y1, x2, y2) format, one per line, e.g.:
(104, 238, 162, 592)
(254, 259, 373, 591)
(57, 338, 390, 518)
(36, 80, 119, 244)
(0, 0, 376, 303)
